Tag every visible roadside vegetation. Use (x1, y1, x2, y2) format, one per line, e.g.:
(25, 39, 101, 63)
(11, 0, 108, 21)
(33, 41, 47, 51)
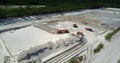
(117, 59, 120, 63)
(94, 43, 104, 53)
(105, 26, 120, 41)
(0, 0, 120, 19)
(69, 56, 83, 63)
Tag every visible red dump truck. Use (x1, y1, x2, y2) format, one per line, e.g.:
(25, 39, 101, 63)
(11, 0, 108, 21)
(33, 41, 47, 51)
(57, 29, 69, 34)
(85, 28, 93, 32)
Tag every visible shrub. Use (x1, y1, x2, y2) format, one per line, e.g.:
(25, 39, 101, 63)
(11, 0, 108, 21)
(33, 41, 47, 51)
(69, 58, 78, 63)
(69, 56, 83, 63)
(94, 43, 104, 53)
(105, 26, 120, 41)
(117, 59, 120, 63)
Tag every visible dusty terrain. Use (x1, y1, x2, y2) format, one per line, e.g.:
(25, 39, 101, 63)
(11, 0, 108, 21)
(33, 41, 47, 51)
(0, 8, 120, 63)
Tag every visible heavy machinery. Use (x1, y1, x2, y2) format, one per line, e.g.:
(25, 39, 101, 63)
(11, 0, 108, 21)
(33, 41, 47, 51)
(77, 32, 84, 36)
(85, 28, 93, 32)
(73, 24, 78, 28)
(57, 29, 69, 34)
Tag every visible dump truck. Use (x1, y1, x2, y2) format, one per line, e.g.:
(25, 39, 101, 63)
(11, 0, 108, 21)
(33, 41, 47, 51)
(57, 29, 69, 34)
(85, 28, 93, 32)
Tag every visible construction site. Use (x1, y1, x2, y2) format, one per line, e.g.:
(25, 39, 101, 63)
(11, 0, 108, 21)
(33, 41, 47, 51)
(0, 8, 120, 63)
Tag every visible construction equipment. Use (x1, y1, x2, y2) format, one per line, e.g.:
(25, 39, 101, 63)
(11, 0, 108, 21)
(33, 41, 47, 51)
(77, 32, 84, 36)
(85, 28, 93, 32)
(73, 24, 78, 28)
(57, 29, 69, 34)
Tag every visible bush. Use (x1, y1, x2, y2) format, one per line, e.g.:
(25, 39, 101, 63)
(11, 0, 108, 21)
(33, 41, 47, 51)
(78, 56, 83, 62)
(94, 43, 104, 53)
(69, 58, 78, 63)
(105, 26, 120, 41)
(118, 59, 120, 63)
(69, 56, 83, 63)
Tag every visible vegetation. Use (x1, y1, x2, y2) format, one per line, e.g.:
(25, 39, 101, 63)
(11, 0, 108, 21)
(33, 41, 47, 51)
(105, 26, 120, 41)
(69, 56, 83, 63)
(94, 43, 104, 53)
(0, 0, 120, 19)
(117, 59, 120, 63)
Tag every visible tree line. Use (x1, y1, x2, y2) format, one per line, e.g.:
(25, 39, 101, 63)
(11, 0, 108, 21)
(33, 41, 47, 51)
(0, 0, 120, 5)
(0, 0, 120, 19)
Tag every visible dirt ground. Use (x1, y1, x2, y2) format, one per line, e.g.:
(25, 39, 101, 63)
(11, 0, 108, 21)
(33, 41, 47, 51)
(33, 12, 105, 34)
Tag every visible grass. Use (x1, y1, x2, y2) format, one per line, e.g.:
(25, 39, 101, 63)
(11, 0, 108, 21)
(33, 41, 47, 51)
(94, 43, 104, 53)
(69, 56, 83, 63)
(105, 26, 120, 41)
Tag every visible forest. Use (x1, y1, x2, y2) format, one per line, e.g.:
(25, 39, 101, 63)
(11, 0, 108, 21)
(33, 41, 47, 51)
(0, 0, 120, 19)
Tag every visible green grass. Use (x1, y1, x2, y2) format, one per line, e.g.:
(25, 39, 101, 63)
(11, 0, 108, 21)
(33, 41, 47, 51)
(105, 26, 120, 41)
(94, 43, 104, 53)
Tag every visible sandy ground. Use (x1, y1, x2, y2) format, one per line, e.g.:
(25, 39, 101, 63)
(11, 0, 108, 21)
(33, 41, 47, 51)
(0, 39, 10, 63)
(0, 8, 120, 63)
(0, 26, 68, 54)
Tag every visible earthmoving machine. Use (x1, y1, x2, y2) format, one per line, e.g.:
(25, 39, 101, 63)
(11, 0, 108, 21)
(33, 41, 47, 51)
(85, 28, 93, 32)
(57, 29, 69, 34)
(77, 32, 84, 36)
(73, 24, 78, 28)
